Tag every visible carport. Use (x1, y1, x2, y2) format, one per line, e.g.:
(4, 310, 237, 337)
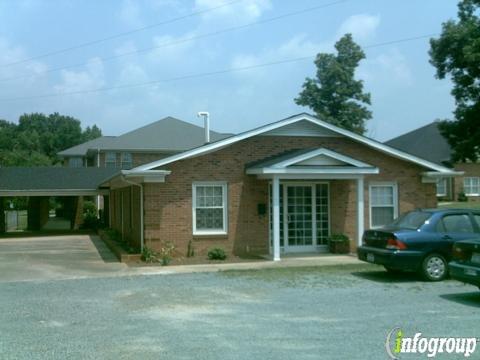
(0, 167, 118, 234)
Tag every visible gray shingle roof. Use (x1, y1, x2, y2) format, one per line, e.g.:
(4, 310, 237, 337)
(384, 122, 452, 165)
(0, 167, 119, 191)
(58, 116, 232, 157)
(57, 136, 117, 156)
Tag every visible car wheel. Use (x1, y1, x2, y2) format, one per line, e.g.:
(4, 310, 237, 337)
(421, 253, 447, 281)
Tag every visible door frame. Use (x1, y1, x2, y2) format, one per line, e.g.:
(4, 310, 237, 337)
(269, 181, 330, 254)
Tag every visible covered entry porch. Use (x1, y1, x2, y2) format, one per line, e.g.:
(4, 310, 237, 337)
(247, 148, 379, 261)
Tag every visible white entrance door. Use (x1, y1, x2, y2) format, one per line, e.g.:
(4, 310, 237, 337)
(284, 185, 316, 252)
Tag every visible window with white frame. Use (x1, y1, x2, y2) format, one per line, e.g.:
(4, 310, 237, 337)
(436, 178, 447, 197)
(192, 182, 227, 235)
(105, 152, 117, 168)
(369, 182, 398, 228)
(464, 177, 480, 196)
(68, 157, 83, 168)
(120, 152, 133, 169)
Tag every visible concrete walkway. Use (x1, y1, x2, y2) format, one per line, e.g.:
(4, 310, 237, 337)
(0, 234, 362, 282)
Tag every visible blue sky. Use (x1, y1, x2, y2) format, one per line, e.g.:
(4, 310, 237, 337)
(0, 0, 459, 141)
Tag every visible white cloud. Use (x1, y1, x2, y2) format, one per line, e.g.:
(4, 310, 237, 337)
(337, 14, 380, 42)
(118, 0, 143, 28)
(54, 57, 105, 94)
(374, 48, 413, 85)
(195, 0, 272, 24)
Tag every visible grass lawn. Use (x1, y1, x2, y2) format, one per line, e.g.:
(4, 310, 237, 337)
(438, 201, 480, 209)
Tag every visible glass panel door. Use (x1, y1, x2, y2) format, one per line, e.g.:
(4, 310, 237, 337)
(286, 185, 313, 247)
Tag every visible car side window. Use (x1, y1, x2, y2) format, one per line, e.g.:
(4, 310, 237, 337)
(440, 214, 474, 233)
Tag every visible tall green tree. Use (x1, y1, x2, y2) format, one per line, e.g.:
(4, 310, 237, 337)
(295, 34, 372, 135)
(430, 0, 480, 162)
(0, 112, 102, 166)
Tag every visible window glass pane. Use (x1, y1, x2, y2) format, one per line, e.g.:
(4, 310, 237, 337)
(371, 186, 393, 206)
(436, 178, 447, 196)
(121, 152, 132, 169)
(105, 152, 117, 168)
(196, 208, 223, 230)
(442, 214, 474, 233)
(372, 207, 394, 227)
(68, 157, 83, 168)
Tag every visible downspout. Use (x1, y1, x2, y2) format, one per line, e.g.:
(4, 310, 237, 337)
(122, 177, 144, 253)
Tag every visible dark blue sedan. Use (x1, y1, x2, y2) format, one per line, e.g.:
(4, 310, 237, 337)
(357, 209, 480, 281)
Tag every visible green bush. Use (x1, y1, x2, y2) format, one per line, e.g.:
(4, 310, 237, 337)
(208, 247, 227, 260)
(458, 191, 468, 202)
(328, 234, 349, 243)
(141, 246, 159, 263)
(82, 200, 100, 230)
(105, 228, 122, 242)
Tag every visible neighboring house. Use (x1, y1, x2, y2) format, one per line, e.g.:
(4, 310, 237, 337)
(99, 113, 456, 260)
(385, 121, 477, 202)
(58, 116, 232, 169)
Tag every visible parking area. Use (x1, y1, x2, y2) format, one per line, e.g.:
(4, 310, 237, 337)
(0, 263, 479, 359)
(0, 235, 128, 282)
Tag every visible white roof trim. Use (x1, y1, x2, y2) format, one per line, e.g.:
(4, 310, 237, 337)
(271, 148, 374, 169)
(133, 113, 456, 173)
(246, 167, 379, 175)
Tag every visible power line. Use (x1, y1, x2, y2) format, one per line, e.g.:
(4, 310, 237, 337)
(0, 0, 243, 68)
(0, 33, 437, 103)
(0, 0, 348, 83)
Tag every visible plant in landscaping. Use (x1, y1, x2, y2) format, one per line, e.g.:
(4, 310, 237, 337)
(328, 234, 350, 254)
(159, 242, 175, 266)
(141, 246, 159, 263)
(207, 247, 227, 261)
(458, 191, 468, 202)
(187, 240, 195, 258)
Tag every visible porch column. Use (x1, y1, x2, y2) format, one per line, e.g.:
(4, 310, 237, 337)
(272, 175, 281, 261)
(357, 177, 365, 247)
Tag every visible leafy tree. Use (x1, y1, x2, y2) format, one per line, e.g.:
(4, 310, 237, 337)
(430, 0, 480, 162)
(295, 34, 372, 135)
(0, 112, 102, 166)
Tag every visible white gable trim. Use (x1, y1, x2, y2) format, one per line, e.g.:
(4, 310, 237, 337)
(272, 148, 374, 169)
(133, 114, 456, 173)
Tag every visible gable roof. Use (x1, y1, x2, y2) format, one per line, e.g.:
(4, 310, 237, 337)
(0, 167, 118, 192)
(384, 122, 452, 165)
(246, 148, 379, 176)
(58, 116, 233, 157)
(57, 136, 117, 157)
(133, 113, 456, 174)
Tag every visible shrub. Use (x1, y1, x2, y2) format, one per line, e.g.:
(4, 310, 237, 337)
(159, 242, 175, 266)
(328, 234, 350, 254)
(105, 228, 122, 242)
(82, 200, 100, 230)
(328, 234, 349, 243)
(141, 246, 159, 263)
(207, 247, 227, 260)
(458, 191, 468, 202)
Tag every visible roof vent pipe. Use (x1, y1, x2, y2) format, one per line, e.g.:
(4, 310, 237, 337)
(197, 111, 210, 143)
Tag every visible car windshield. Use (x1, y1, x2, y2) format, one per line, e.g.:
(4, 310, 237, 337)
(389, 211, 432, 230)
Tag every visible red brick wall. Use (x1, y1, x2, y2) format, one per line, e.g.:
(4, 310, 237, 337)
(141, 135, 436, 257)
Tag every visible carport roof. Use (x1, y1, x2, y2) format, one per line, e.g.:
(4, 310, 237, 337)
(0, 167, 119, 196)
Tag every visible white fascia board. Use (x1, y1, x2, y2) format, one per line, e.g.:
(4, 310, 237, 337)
(246, 167, 379, 175)
(421, 171, 464, 177)
(273, 148, 374, 169)
(133, 113, 455, 173)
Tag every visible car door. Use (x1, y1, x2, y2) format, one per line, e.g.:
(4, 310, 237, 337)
(436, 213, 479, 258)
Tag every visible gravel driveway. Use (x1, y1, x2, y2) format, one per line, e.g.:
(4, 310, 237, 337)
(0, 264, 478, 359)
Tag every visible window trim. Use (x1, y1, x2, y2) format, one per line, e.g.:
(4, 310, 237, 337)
(192, 181, 228, 236)
(368, 181, 398, 229)
(464, 177, 480, 196)
(436, 178, 447, 197)
(105, 152, 117, 168)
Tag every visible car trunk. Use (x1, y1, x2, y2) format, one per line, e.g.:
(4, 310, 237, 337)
(454, 241, 480, 265)
(362, 229, 397, 249)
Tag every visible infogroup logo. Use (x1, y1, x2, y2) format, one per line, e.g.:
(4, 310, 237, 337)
(385, 327, 478, 359)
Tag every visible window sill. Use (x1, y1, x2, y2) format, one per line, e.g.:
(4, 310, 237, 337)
(465, 194, 480, 197)
(193, 232, 228, 239)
